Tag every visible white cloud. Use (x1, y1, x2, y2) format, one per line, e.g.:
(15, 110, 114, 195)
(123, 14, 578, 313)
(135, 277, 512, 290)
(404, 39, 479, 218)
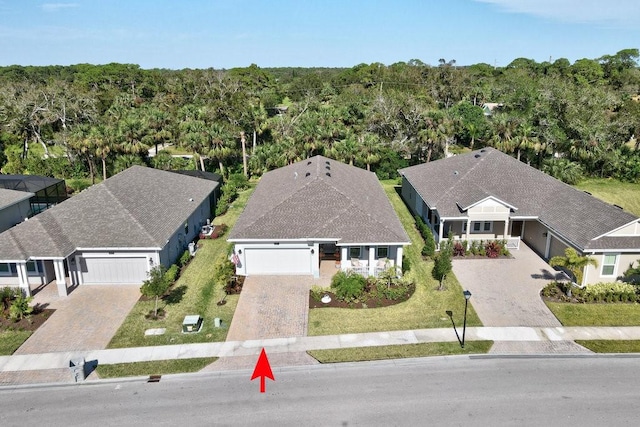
(474, 0, 640, 27)
(41, 3, 79, 12)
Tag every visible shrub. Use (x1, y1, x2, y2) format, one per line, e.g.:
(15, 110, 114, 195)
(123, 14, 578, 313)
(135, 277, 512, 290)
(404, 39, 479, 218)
(453, 241, 466, 257)
(226, 173, 249, 191)
(1, 286, 18, 312)
(212, 253, 235, 288)
(178, 250, 191, 268)
(9, 293, 34, 321)
(583, 282, 637, 303)
(331, 271, 367, 302)
(485, 241, 502, 258)
(140, 266, 171, 319)
(164, 264, 179, 283)
(310, 285, 326, 302)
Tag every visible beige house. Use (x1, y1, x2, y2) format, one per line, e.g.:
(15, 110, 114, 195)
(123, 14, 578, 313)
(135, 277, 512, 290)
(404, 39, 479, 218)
(400, 147, 640, 285)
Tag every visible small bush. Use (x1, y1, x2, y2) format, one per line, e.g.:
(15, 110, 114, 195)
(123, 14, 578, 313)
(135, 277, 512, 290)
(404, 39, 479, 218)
(453, 242, 466, 257)
(310, 285, 327, 302)
(583, 282, 637, 303)
(1, 286, 18, 312)
(485, 241, 502, 258)
(164, 264, 179, 283)
(178, 250, 191, 268)
(9, 293, 33, 321)
(331, 271, 367, 302)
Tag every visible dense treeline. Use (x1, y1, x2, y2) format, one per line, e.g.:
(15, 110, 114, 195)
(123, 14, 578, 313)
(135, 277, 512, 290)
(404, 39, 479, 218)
(0, 49, 639, 186)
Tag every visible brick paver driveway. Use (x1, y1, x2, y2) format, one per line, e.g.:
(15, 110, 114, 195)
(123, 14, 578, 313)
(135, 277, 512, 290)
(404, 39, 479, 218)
(226, 276, 315, 341)
(14, 284, 141, 354)
(452, 243, 563, 328)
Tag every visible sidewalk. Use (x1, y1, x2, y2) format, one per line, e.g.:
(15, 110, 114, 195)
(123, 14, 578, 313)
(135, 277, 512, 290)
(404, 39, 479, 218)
(3, 326, 640, 375)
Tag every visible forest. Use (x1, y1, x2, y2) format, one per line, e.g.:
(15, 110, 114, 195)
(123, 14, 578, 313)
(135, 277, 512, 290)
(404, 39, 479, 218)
(0, 48, 639, 189)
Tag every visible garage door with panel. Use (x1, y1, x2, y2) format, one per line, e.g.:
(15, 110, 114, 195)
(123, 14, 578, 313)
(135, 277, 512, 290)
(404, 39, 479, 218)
(244, 248, 312, 275)
(79, 257, 149, 284)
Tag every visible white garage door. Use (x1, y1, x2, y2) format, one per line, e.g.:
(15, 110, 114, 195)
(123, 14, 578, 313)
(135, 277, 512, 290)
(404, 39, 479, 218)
(244, 248, 312, 275)
(79, 257, 149, 285)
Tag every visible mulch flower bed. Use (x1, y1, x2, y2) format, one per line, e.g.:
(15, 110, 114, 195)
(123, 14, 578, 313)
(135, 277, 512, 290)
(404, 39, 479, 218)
(0, 305, 55, 332)
(224, 276, 245, 295)
(309, 283, 415, 309)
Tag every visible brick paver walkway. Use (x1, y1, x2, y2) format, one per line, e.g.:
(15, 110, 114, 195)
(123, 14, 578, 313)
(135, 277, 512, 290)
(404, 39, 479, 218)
(15, 284, 141, 354)
(452, 243, 563, 327)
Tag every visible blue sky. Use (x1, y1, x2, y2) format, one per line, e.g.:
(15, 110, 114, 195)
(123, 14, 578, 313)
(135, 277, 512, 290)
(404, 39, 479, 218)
(0, 0, 638, 69)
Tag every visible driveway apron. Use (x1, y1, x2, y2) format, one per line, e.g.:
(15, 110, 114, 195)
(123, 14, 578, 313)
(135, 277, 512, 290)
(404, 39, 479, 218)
(452, 243, 563, 328)
(14, 284, 141, 354)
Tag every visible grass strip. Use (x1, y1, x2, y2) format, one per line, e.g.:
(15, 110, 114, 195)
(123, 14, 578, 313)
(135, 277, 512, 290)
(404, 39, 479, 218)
(95, 357, 217, 378)
(545, 302, 640, 326)
(0, 330, 32, 355)
(308, 341, 493, 363)
(575, 340, 640, 353)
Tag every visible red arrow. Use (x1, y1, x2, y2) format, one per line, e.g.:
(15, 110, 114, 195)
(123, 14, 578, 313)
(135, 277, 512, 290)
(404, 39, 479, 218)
(251, 348, 274, 393)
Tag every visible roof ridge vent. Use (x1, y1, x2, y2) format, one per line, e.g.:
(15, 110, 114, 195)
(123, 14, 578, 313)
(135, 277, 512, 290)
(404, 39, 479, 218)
(305, 172, 311, 177)
(453, 170, 459, 175)
(474, 154, 481, 158)
(325, 165, 330, 170)
(326, 172, 331, 177)
(480, 149, 487, 153)
(307, 161, 312, 165)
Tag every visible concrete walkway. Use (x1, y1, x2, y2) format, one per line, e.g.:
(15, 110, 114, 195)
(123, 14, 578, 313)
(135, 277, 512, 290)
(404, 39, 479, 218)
(452, 243, 564, 328)
(3, 326, 640, 385)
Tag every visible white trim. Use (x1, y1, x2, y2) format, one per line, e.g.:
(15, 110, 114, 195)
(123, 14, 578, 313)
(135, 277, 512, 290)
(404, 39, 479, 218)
(337, 241, 411, 247)
(586, 249, 640, 254)
(458, 195, 518, 212)
(591, 219, 640, 241)
(75, 246, 162, 251)
(228, 238, 339, 243)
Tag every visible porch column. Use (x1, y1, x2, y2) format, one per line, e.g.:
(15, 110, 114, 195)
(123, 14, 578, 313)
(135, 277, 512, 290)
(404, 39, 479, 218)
(465, 219, 471, 241)
(16, 261, 31, 297)
(504, 219, 509, 239)
(368, 246, 375, 276)
(396, 247, 403, 273)
(53, 259, 68, 297)
(438, 220, 444, 243)
(544, 231, 552, 258)
(341, 247, 348, 269)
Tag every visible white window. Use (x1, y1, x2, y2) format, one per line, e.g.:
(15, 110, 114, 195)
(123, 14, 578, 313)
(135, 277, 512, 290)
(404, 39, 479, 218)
(483, 222, 492, 232)
(473, 222, 481, 232)
(469, 221, 492, 233)
(349, 247, 362, 259)
(0, 263, 10, 275)
(602, 254, 618, 276)
(377, 247, 389, 259)
(26, 261, 37, 273)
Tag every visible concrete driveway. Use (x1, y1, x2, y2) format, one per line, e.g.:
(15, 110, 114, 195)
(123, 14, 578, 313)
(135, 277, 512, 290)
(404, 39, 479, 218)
(452, 243, 564, 328)
(14, 284, 140, 354)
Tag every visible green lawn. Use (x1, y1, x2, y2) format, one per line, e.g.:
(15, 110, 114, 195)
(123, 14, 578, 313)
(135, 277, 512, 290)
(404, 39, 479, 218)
(0, 330, 32, 355)
(95, 357, 217, 378)
(545, 302, 640, 326)
(575, 178, 640, 217)
(575, 340, 640, 353)
(307, 183, 482, 336)
(107, 186, 254, 348)
(308, 341, 493, 363)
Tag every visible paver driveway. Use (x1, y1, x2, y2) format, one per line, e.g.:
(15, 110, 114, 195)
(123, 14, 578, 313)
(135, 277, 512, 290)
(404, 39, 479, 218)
(14, 284, 140, 354)
(452, 243, 563, 328)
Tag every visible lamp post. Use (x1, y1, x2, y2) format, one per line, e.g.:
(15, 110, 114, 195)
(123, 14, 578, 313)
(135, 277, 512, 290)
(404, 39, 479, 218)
(461, 290, 472, 348)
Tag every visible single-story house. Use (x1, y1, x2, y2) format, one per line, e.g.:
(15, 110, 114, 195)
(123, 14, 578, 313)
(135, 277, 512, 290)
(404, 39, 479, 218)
(228, 156, 411, 278)
(0, 166, 219, 297)
(0, 173, 67, 215)
(399, 147, 640, 285)
(0, 189, 33, 233)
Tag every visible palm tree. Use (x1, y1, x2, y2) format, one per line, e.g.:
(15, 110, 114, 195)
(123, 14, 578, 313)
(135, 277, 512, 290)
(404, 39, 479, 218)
(549, 248, 598, 295)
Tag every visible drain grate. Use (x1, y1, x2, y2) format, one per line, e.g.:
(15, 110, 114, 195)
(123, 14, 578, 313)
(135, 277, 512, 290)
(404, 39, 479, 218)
(148, 375, 161, 383)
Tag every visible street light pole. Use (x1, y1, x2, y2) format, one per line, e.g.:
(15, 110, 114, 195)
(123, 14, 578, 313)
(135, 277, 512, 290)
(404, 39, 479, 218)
(462, 290, 472, 348)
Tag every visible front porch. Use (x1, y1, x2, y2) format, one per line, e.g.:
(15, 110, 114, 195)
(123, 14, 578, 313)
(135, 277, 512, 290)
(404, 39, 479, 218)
(320, 243, 403, 278)
(432, 218, 526, 251)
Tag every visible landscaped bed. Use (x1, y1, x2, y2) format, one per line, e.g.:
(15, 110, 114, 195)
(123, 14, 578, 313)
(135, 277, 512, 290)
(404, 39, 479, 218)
(0, 287, 55, 355)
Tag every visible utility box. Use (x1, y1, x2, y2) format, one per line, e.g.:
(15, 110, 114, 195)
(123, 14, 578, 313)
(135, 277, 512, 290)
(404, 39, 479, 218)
(182, 315, 203, 333)
(69, 357, 86, 382)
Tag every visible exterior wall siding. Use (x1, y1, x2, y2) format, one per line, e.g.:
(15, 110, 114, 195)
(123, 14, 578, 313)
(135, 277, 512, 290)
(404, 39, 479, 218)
(584, 253, 639, 285)
(523, 220, 548, 257)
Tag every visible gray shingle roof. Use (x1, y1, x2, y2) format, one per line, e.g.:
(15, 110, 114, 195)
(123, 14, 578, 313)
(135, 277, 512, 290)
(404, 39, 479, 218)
(0, 166, 218, 260)
(0, 189, 33, 210)
(400, 148, 639, 250)
(229, 156, 410, 245)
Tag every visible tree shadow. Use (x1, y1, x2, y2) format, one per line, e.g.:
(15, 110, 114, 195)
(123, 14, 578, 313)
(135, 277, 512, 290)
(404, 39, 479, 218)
(162, 285, 187, 305)
(531, 268, 570, 281)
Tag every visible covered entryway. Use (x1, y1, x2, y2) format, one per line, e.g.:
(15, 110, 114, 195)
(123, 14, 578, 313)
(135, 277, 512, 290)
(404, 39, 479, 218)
(79, 257, 149, 284)
(244, 248, 312, 275)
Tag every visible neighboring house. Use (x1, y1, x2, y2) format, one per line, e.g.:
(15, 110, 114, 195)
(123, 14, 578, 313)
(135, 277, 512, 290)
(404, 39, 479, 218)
(228, 156, 410, 278)
(399, 147, 640, 285)
(0, 189, 33, 233)
(0, 166, 219, 297)
(0, 174, 67, 215)
(482, 102, 503, 116)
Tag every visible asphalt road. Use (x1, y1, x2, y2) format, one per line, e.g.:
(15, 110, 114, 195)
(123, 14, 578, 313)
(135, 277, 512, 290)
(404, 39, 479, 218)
(2, 355, 639, 426)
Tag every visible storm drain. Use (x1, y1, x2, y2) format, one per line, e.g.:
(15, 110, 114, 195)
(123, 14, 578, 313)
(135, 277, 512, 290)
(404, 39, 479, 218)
(148, 375, 161, 383)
